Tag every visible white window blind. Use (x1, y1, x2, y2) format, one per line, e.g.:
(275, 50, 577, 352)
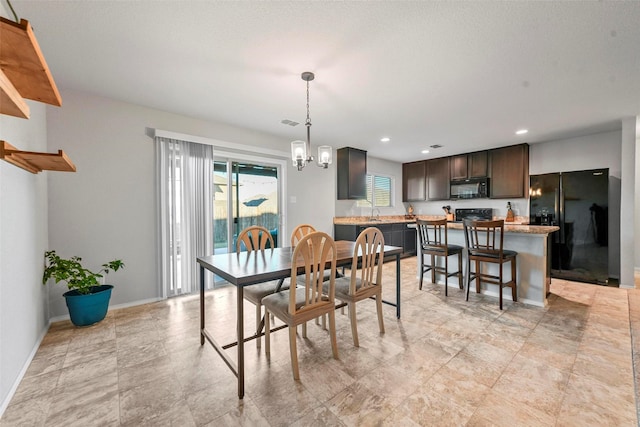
(357, 174, 393, 207)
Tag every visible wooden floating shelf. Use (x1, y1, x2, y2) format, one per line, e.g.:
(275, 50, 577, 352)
(0, 68, 30, 118)
(1, 141, 76, 174)
(0, 17, 62, 115)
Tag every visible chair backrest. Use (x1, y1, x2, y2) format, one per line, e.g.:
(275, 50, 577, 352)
(416, 218, 449, 251)
(346, 227, 385, 295)
(289, 231, 337, 315)
(236, 226, 274, 253)
(463, 219, 505, 258)
(291, 224, 316, 247)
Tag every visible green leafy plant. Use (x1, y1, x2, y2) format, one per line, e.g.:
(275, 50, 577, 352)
(42, 250, 125, 295)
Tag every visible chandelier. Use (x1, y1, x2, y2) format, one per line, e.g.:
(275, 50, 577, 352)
(290, 72, 332, 171)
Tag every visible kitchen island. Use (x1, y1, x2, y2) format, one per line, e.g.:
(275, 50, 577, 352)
(437, 222, 559, 307)
(334, 216, 559, 307)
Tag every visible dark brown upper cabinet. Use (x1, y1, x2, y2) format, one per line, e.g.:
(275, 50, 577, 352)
(468, 151, 488, 178)
(450, 151, 488, 181)
(337, 147, 367, 200)
(489, 144, 529, 199)
(450, 155, 467, 181)
(426, 157, 450, 200)
(402, 161, 426, 202)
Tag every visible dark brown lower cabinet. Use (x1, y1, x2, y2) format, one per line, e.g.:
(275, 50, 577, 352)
(334, 223, 417, 257)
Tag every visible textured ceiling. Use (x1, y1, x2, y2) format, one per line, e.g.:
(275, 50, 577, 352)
(6, 1, 640, 162)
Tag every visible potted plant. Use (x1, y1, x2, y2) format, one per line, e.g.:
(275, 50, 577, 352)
(42, 250, 125, 327)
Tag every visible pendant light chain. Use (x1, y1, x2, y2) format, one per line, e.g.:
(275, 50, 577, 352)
(306, 79, 311, 126)
(305, 79, 312, 156)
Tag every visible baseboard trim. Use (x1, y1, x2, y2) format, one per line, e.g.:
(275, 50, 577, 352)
(0, 321, 50, 418)
(48, 297, 165, 323)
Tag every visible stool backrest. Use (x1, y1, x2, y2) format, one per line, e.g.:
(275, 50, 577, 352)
(416, 218, 449, 251)
(463, 219, 505, 258)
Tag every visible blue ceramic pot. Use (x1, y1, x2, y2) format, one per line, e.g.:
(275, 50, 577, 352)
(63, 285, 113, 327)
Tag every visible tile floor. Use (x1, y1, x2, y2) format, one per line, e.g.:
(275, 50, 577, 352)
(1, 257, 638, 426)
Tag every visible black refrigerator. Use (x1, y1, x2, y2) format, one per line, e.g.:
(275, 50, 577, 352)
(529, 169, 609, 285)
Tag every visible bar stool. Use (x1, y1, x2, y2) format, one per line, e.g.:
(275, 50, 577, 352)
(463, 219, 517, 310)
(416, 218, 463, 296)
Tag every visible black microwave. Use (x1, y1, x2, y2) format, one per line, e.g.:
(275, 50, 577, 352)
(450, 178, 489, 199)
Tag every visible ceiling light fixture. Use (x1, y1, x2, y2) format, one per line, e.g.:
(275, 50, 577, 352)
(290, 72, 332, 171)
(516, 129, 528, 135)
(380, 137, 390, 142)
(421, 149, 430, 154)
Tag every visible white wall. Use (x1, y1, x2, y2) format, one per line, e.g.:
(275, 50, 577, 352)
(286, 158, 336, 237)
(620, 119, 637, 287)
(334, 155, 405, 218)
(636, 117, 640, 271)
(46, 89, 334, 317)
(0, 101, 50, 412)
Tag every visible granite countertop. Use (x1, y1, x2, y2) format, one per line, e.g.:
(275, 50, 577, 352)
(334, 215, 418, 225)
(334, 215, 559, 235)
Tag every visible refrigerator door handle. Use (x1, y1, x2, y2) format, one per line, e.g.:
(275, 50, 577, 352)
(558, 178, 565, 244)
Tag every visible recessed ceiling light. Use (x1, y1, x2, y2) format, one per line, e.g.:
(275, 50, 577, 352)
(516, 129, 528, 135)
(380, 137, 390, 142)
(421, 149, 430, 154)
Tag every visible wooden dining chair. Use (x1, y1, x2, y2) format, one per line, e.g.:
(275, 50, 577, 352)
(236, 225, 288, 348)
(291, 223, 316, 247)
(328, 226, 385, 347)
(291, 224, 324, 328)
(416, 218, 463, 296)
(463, 219, 518, 310)
(262, 231, 339, 380)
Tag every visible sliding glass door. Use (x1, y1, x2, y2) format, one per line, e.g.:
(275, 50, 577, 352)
(213, 159, 280, 255)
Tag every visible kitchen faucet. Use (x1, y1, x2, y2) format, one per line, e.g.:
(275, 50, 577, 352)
(370, 207, 380, 220)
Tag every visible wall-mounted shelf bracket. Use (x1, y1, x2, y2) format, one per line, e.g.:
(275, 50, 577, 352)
(0, 17, 62, 118)
(0, 67, 30, 118)
(0, 141, 76, 174)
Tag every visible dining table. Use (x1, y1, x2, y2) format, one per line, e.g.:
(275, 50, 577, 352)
(197, 240, 403, 399)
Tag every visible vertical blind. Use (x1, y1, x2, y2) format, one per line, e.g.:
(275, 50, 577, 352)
(156, 137, 214, 296)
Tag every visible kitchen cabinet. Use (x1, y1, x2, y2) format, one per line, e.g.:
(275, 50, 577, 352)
(468, 151, 488, 178)
(337, 147, 367, 200)
(391, 223, 404, 248)
(426, 157, 450, 200)
(489, 143, 529, 199)
(450, 151, 488, 181)
(334, 222, 417, 256)
(404, 226, 417, 254)
(402, 161, 426, 202)
(450, 155, 467, 181)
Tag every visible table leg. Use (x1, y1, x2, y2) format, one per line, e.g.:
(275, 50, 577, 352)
(237, 285, 245, 399)
(396, 253, 401, 319)
(200, 265, 205, 345)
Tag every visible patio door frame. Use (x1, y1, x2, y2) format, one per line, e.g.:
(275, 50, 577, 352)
(214, 149, 287, 252)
